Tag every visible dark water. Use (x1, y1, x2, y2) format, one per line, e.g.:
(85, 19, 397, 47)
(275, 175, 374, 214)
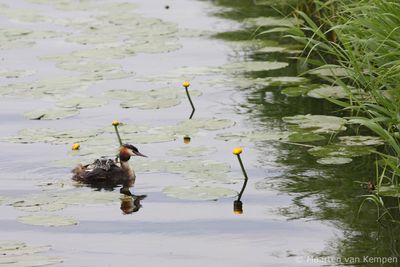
(210, 0, 400, 266)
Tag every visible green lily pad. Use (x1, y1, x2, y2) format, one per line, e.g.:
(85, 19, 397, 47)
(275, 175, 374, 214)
(134, 159, 232, 183)
(0, 240, 63, 266)
(306, 85, 363, 99)
(121, 97, 181, 109)
(56, 96, 108, 109)
(283, 114, 347, 133)
(338, 136, 384, 146)
(12, 195, 66, 212)
(0, 69, 35, 78)
(288, 133, 325, 143)
(308, 144, 374, 158)
(256, 46, 287, 53)
(377, 186, 400, 197)
(244, 17, 301, 27)
(17, 215, 78, 227)
(57, 191, 120, 205)
(309, 66, 348, 77)
(316, 157, 353, 165)
(220, 61, 289, 73)
(281, 85, 317, 97)
(216, 131, 289, 142)
(4, 127, 103, 144)
(0, 254, 64, 266)
(163, 186, 237, 201)
(0, 241, 50, 256)
(105, 87, 201, 110)
(24, 108, 79, 120)
(167, 146, 217, 157)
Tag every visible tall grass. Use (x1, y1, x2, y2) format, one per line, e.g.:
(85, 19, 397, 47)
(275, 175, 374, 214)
(284, 0, 400, 219)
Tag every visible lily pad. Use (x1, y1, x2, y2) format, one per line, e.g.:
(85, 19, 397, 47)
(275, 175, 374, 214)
(24, 108, 79, 120)
(377, 186, 400, 197)
(283, 114, 347, 133)
(256, 46, 287, 53)
(309, 66, 348, 77)
(244, 17, 301, 27)
(105, 87, 201, 110)
(56, 96, 108, 109)
(57, 191, 120, 205)
(0, 255, 64, 266)
(220, 61, 289, 73)
(216, 131, 289, 142)
(281, 85, 317, 97)
(162, 186, 237, 201)
(0, 69, 35, 78)
(4, 127, 102, 144)
(167, 146, 217, 157)
(288, 133, 325, 143)
(338, 136, 384, 146)
(0, 241, 50, 256)
(306, 85, 364, 99)
(17, 215, 78, 227)
(316, 157, 353, 165)
(13, 195, 66, 212)
(308, 144, 374, 158)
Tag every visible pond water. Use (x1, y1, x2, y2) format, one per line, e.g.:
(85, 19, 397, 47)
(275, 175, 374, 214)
(0, 0, 399, 266)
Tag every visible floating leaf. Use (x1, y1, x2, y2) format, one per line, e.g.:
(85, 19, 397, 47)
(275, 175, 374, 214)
(24, 108, 79, 120)
(283, 114, 347, 133)
(163, 186, 237, 201)
(0, 241, 50, 256)
(17, 215, 78, 227)
(220, 61, 289, 73)
(309, 66, 348, 77)
(308, 144, 374, 158)
(316, 157, 353, 165)
(12, 195, 66, 212)
(338, 136, 384, 146)
(167, 146, 217, 157)
(256, 46, 287, 53)
(216, 131, 289, 142)
(244, 17, 301, 27)
(281, 85, 317, 97)
(4, 127, 103, 144)
(377, 186, 400, 197)
(0, 254, 64, 266)
(0, 69, 35, 78)
(56, 96, 108, 109)
(57, 191, 120, 205)
(288, 133, 325, 143)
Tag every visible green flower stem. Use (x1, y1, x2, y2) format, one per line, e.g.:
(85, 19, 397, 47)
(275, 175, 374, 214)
(185, 86, 196, 119)
(114, 125, 123, 146)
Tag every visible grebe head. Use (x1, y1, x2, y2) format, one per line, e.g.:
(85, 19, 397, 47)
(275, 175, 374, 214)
(119, 144, 147, 161)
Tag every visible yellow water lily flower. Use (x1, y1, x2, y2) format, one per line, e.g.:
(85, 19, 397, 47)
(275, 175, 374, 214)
(72, 143, 80, 150)
(232, 147, 242, 155)
(182, 81, 190, 88)
(112, 120, 120, 126)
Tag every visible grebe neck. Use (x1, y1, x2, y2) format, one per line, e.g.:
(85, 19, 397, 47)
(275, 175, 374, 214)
(120, 160, 135, 179)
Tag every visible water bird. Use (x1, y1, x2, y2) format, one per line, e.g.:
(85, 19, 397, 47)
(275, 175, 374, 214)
(72, 144, 147, 187)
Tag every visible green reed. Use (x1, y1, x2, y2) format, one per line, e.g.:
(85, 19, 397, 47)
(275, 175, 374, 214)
(281, 0, 400, 219)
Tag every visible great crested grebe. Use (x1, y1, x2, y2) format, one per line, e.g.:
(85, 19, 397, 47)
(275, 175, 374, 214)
(72, 144, 147, 186)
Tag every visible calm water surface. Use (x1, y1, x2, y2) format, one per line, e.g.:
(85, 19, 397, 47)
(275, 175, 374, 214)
(0, 0, 399, 266)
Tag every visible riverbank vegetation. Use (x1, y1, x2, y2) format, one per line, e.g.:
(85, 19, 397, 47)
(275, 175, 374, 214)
(284, 0, 400, 219)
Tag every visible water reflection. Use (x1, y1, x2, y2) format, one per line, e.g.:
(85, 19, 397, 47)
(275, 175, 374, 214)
(211, 0, 400, 262)
(120, 187, 146, 214)
(233, 167, 249, 215)
(183, 135, 191, 144)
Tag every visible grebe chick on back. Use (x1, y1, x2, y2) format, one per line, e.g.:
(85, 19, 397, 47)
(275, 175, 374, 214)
(72, 144, 147, 186)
